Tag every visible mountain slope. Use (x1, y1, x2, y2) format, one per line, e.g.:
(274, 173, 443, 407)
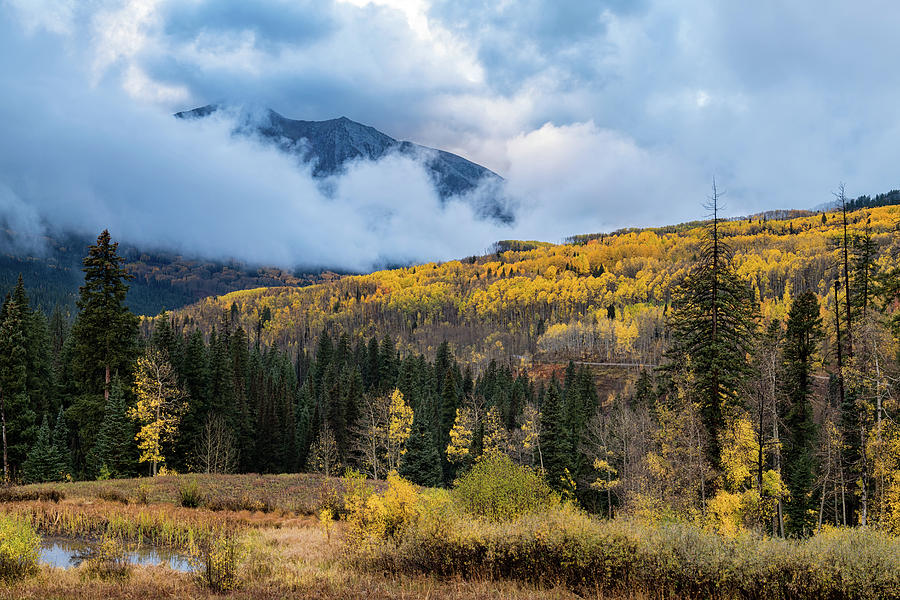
(0, 229, 340, 316)
(166, 203, 900, 368)
(174, 105, 513, 222)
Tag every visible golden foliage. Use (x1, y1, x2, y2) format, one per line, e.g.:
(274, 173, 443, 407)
(129, 349, 187, 476)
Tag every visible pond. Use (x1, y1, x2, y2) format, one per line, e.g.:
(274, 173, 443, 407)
(39, 536, 194, 572)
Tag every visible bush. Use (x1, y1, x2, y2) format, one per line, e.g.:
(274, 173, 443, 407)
(0, 487, 64, 503)
(343, 471, 422, 554)
(80, 536, 131, 580)
(135, 484, 151, 505)
(453, 453, 557, 522)
(0, 514, 40, 581)
(178, 480, 206, 509)
(190, 529, 245, 592)
(367, 508, 900, 599)
(96, 487, 129, 504)
(205, 494, 274, 513)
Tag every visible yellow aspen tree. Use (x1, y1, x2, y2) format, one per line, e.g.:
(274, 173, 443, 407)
(386, 388, 412, 472)
(129, 349, 187, 476)
(520, 404, 543, 471)
(482, 406, 508, 457)
(446, 407, 474, 464)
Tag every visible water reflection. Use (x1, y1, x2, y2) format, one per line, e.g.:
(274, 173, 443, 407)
(39, 536, 193, 572)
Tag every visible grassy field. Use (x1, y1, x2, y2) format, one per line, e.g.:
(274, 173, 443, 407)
(2, 467, 899, 599)
(13, 472, 352, 515)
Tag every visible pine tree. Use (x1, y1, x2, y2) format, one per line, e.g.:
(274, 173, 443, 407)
(400, 415, 442, 487)
(67, 231, 139, 471)
(0, 285, 35, 480)
(174, 329, 209, 471)
(50, 406, 70, 479)
(22, 415, 55, 483)
(540, 380, 571, 489)
(781, 291, 823, 535)
(87, 378, 135, 478)
(666, 184, 760, 472)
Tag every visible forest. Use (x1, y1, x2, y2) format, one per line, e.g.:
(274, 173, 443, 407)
(0, 228, 337, 316)
(2, 190, 900, 540)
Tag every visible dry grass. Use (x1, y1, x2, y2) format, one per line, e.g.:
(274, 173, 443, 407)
(13, 473, 356, 515)
(0, 521, 638, 600)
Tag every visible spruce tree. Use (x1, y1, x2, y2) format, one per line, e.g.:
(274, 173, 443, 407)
(87, 378, 135, 478)
(67, 230, 139, 470)
(0, 286, 35, 479)
(540, 380, 571, 489)
(23, 415, 55, 483)
(50, 406, 70, 479)
(666, 184, 760, 472)
(400, 415, 442, 487)
(781, 291, 822, 535)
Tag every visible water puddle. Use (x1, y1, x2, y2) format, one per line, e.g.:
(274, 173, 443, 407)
(39, 536, 193, 572)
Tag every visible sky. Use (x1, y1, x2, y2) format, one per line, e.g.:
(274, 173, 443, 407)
(2, 0, 899, 270)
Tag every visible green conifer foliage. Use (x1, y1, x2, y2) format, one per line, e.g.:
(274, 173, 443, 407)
(23, 415, 55, 483)
(87, 378, 135, 479)
(781, 291, 823, 535)
(666, 186, 760, 472)
(66, 230, 139, 471)
(400, 415, 442, 487)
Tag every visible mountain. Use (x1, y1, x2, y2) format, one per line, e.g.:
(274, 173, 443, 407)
(174, 105, 513, 223)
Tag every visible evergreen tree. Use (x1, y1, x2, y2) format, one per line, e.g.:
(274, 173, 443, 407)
(22, 415, 55, 483)
(666, 185, 760, 472)
(87, 378, 135, 478)
(400, 415, 442, 487)
(174, 329, 209, 471)
(67, 230, 139, 471)
(781, 291, 823, 535)
(50, 406, 70, 479)
(379, 336, 398, 392)
(0, 285, 35, 479)
(850, 221, 878, 320)
(540, 380, 571, 489)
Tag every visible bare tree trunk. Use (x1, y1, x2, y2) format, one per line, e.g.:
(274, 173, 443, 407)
(839, 460, 847, 526)
(838, 185, 853, 359)
(772, 405, 784, 537)
(105, 364, 111, 404)
(1, 386, 8, 485)
(833, 279, 848, 526)
(818, 439, 831, 532)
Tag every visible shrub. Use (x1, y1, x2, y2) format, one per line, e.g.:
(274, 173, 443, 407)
(367, 508, 900, 599)
(179, 480, 206, 508)
(96, 487, 129, 504)
(317, 478, 349, 519)
(190, 529, 245, 592)
(80, 536, 131, 580)
(343, 471, 421, 553)
(205, 495, 273, 513)
(0, 514, 40, 581)
(453, 453, 556, 522)
(0, 487, 64, 503)
(135, 484, 151, 505)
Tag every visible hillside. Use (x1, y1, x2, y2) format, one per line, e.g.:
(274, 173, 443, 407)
(0, 229, 341, 316)
(167, 203, 900, 367)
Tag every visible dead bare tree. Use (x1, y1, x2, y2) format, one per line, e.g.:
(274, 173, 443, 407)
(193, 414, 239, 474)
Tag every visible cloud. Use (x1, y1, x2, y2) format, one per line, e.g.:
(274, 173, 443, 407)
(0, 8, 505, 271)
(3, 0, 900, 272)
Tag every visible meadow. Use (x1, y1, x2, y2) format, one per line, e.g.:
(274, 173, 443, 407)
(2, 459, 899, 599)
